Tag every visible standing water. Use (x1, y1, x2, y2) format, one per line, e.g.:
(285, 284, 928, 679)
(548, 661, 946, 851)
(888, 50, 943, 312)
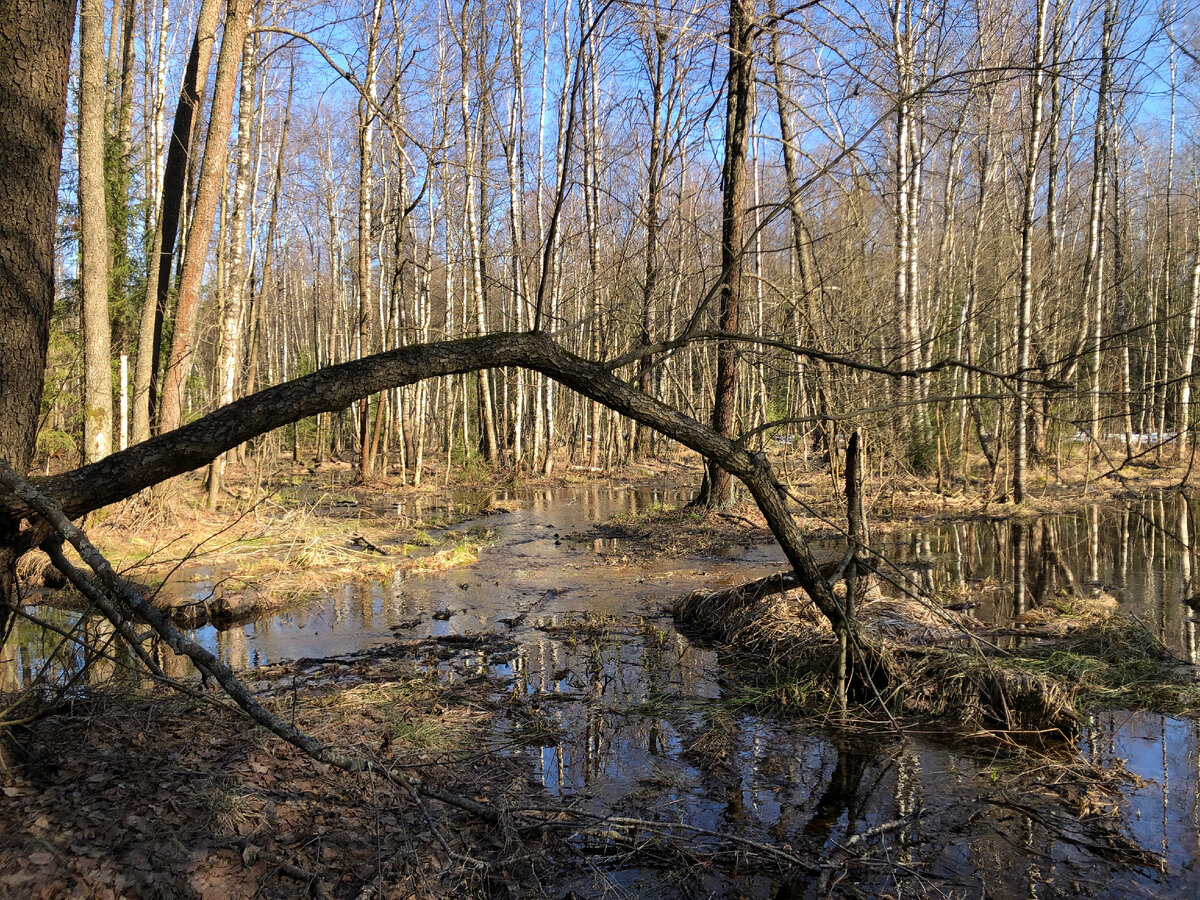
(4, 485, 1200, 896)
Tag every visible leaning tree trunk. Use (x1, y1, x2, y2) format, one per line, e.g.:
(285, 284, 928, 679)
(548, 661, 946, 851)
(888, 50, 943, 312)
(6, 332, 850, 640)
(132, 0, 223, 442)
(158, 0, 250, 435)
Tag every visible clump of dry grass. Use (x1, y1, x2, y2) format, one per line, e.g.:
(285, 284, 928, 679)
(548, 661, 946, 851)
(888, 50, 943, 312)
(1011, 591, 1119, 632)
(1003, 615, 1200, 715)
(674, 582, 1113, 740)
(885, 646, 1080, 738)
(399, 541, 480, 575)
(15, 549, 65, 588)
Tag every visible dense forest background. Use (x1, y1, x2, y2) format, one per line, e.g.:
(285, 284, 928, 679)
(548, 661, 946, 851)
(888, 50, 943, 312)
(53, 0, 1200, 499)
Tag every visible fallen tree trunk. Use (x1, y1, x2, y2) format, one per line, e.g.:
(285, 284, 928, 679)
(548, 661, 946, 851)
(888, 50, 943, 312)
(3, 331, 849, 632)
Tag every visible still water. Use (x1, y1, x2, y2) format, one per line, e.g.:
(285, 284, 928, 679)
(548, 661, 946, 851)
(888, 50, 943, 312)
(5, 485, 1200, 896)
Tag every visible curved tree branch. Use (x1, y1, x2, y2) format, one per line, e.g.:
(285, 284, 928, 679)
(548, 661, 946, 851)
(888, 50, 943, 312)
(3, 332, 848, 630)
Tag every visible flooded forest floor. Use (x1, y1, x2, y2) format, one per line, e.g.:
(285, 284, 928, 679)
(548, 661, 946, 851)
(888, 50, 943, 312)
(5, 452, 1200, 898)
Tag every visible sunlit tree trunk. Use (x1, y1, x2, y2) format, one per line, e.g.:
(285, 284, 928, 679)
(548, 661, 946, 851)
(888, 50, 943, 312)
(79, 0, 113, 463)
(892, 0, 914, 423)
(207, 26, 258, 506)
(456, 0, 502, 467)
(243, 66, 292, 405)
(356, 0, 384, 478)
(582, 0, 602, 469)
(1086, 0, 1116, 449)
(632, 10, 668, 457)
(1181, 205, 1200, 458)
(1156, 35, 1176, 461)
(503, 0, 528, 467)
(1013, 0, 1049, 503)
(158, 0, 250, 435)
(698, 0, 753, 508)
(133, 0, 222, 442)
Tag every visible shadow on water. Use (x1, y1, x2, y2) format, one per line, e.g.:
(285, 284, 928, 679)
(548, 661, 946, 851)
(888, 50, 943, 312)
(6, 486, 1200, 895)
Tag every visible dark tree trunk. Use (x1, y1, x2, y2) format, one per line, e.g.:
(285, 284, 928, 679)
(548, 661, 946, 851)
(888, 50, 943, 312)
(634, 20, 667, 459)
(132, 0, 223, 441)
(158, 0, 250, 434)
(699, 0, 753, 508)
(0, 0, 77, 630)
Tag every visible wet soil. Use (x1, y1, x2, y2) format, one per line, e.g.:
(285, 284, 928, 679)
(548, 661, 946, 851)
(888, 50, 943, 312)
(5, 464, 1200, 897)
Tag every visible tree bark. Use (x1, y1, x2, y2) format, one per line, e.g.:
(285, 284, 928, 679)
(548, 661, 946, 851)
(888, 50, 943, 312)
(0, 0, 75, 472)
(207, 26, 257, 505)
(1085, 0, 1116, 448)
(1013, 0, 1049, 503)
(633, 15, 667, 459)
(158, 0, 250, 435)
(698, 0, 753, 508)
(0, 0, 77, 634)
(107, 0, 136, 323)
(1181, 228, 1200, 456)
(79, 0, 114, 463)
(132, 0, 223, 442)
(356, 0, 384, 478)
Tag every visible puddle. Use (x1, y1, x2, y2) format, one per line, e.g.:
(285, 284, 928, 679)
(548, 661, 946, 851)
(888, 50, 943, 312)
(5, 485, 1200, 895)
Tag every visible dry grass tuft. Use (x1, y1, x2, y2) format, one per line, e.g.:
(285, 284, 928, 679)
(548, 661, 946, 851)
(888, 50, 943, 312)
(15, 550, 65, 589)
(399, 541, 480, 575)
(679, 571, 1200, 741)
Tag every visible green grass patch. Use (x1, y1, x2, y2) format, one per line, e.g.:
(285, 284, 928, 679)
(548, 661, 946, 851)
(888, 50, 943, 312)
(1003, 617, 1200, 715)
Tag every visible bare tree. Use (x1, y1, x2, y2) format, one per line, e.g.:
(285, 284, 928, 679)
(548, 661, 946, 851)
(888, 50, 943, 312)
(132, 0, 224, 442)
(207, 25, 260, 505)
(158, 0, 252, 435)
(79, 0, 114, 463)
(697, 0, 754, 508)
(1013, 0, 1050, 503)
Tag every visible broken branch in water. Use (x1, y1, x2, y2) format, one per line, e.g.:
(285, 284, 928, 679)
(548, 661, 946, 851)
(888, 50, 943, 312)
(0, 459, 827, 880)
(0, 459, 497, 824)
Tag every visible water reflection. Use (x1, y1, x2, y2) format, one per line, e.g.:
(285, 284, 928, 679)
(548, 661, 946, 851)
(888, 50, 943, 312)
(6, 486, 1200, 895)
(866, 494, 1200, 658)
